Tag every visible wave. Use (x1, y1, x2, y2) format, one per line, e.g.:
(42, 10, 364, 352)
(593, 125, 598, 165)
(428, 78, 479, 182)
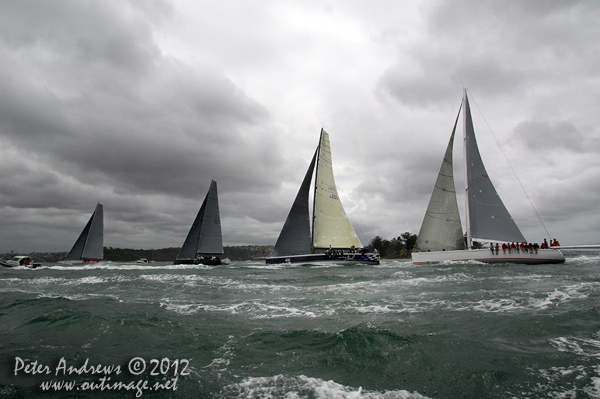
(160, 299, 332, 318)
(38, 262, 214, 271)
(526, 364, 600, 398)
(550, 332, 600, 358)
(218, 374, 430, 399)
(205, 325, 430, 398)
(565, 254, 600, 263)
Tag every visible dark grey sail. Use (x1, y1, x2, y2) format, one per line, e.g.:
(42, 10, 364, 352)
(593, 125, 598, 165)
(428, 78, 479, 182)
(415, 106, 465, 252)
(270, 148, 318, 257)
(176, 180, 223, 262)
(65, 203, 104, 261)
(463, 92, 526, 244)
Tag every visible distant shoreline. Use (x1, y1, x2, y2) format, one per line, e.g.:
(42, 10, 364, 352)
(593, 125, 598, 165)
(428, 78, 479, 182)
(1, 245, 275, 263)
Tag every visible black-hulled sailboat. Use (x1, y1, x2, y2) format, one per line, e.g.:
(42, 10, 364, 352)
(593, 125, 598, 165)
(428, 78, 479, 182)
(266, 129, 379, 265)
(63, 202, 104, 264)
(175, 180, 228, 265)
(411, 90, 564, 264)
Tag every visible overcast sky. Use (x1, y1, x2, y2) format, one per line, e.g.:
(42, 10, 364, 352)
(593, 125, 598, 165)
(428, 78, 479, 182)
(1, 0, 599, 253)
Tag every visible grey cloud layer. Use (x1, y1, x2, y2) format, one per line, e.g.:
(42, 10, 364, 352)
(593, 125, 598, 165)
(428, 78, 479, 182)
(1, 0, 599, 252)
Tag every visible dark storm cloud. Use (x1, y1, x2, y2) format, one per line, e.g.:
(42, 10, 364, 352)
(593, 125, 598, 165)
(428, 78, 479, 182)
(0, 0, 281, 197)
(2, 0, 600, 252)
(0, 0, 288, 251)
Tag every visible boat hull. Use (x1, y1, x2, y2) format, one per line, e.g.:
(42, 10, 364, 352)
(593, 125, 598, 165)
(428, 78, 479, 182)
(1, 257, 41, 268)
(266, 252, 380, 265)
(174, 257, 225, 266)
(412, 248, 565, 265)
(1, 261, 40, 268)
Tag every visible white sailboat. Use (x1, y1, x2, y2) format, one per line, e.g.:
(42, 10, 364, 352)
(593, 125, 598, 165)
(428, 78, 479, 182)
(412, 90, 564, 264)
(175, 180, 228, 265)
(63, 202, 104, 264)
(266, 129, 380, 265)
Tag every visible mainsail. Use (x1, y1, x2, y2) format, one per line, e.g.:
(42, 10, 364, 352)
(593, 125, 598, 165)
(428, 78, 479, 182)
(463, 92, 526, 244)
(415, 107, 465, 252)
(65, 202, 104, 261)
(271, 149, 318, 257)
(176, 180, 223, 261)
(313, 130, 362, 250)
(270, 129, 362, 257)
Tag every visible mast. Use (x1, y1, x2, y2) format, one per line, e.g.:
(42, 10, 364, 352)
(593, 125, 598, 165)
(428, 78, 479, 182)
(463, 89, 472, 249)
(311, 129, 323, 253)
(462, 90, 525, 246)
(312, 129, 362, 250)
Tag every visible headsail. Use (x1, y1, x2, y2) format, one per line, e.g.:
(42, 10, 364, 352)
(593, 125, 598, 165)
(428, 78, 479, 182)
(463, 92, 526, 244)
(312, 129, 362, 250)
(271, 149, 318, 257)
(65, 203, 104, 261)
(176, 180, 223, 261)
(415, 106, 465, 252)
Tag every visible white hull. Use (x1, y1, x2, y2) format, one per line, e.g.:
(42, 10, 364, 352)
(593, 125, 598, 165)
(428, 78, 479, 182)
(0, 256, 41, 268)
(412, 248, 565, 264)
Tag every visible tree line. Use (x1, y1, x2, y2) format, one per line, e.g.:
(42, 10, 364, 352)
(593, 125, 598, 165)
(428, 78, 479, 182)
(3, 235, 419, 262)
(368, 232, 417, 259)
(103, 245, 274, 262)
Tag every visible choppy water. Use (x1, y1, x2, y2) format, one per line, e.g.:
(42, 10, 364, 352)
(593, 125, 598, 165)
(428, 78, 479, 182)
(1, 255, 600, 398)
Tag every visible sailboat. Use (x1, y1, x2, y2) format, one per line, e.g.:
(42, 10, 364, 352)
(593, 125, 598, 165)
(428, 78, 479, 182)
(266, 129, 380, 265)
(63, 202, 104, 263)
(175, 180, 228, 265)
(412, 90, 565, 264)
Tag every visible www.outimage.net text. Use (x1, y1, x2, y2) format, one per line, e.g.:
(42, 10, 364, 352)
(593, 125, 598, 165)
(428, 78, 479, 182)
(14, 356, 190, 397)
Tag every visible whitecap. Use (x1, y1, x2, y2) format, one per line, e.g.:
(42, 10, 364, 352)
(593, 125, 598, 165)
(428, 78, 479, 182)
(532, 283, 592, 310)
(219, 374, 430, 399)
(550, 334, 600, 358)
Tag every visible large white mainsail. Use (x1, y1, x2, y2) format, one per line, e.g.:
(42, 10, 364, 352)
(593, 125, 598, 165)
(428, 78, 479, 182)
(65, 202, 104, 261)
(415, 107, 465, 252)
(312, 130, 362, 250)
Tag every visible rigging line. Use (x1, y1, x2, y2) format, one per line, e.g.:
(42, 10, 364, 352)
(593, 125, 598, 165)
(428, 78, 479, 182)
(467, 91, 553, 240)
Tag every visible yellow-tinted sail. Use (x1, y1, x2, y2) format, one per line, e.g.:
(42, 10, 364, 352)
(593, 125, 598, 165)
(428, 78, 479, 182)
(312, 130, 362, 249)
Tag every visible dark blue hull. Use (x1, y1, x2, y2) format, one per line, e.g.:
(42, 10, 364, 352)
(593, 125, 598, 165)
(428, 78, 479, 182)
(174, 258, 224, 266)
(265, 252, 380, 265)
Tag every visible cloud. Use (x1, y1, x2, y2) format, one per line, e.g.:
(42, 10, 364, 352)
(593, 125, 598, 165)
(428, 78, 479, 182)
(1, 0, 600, 252)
